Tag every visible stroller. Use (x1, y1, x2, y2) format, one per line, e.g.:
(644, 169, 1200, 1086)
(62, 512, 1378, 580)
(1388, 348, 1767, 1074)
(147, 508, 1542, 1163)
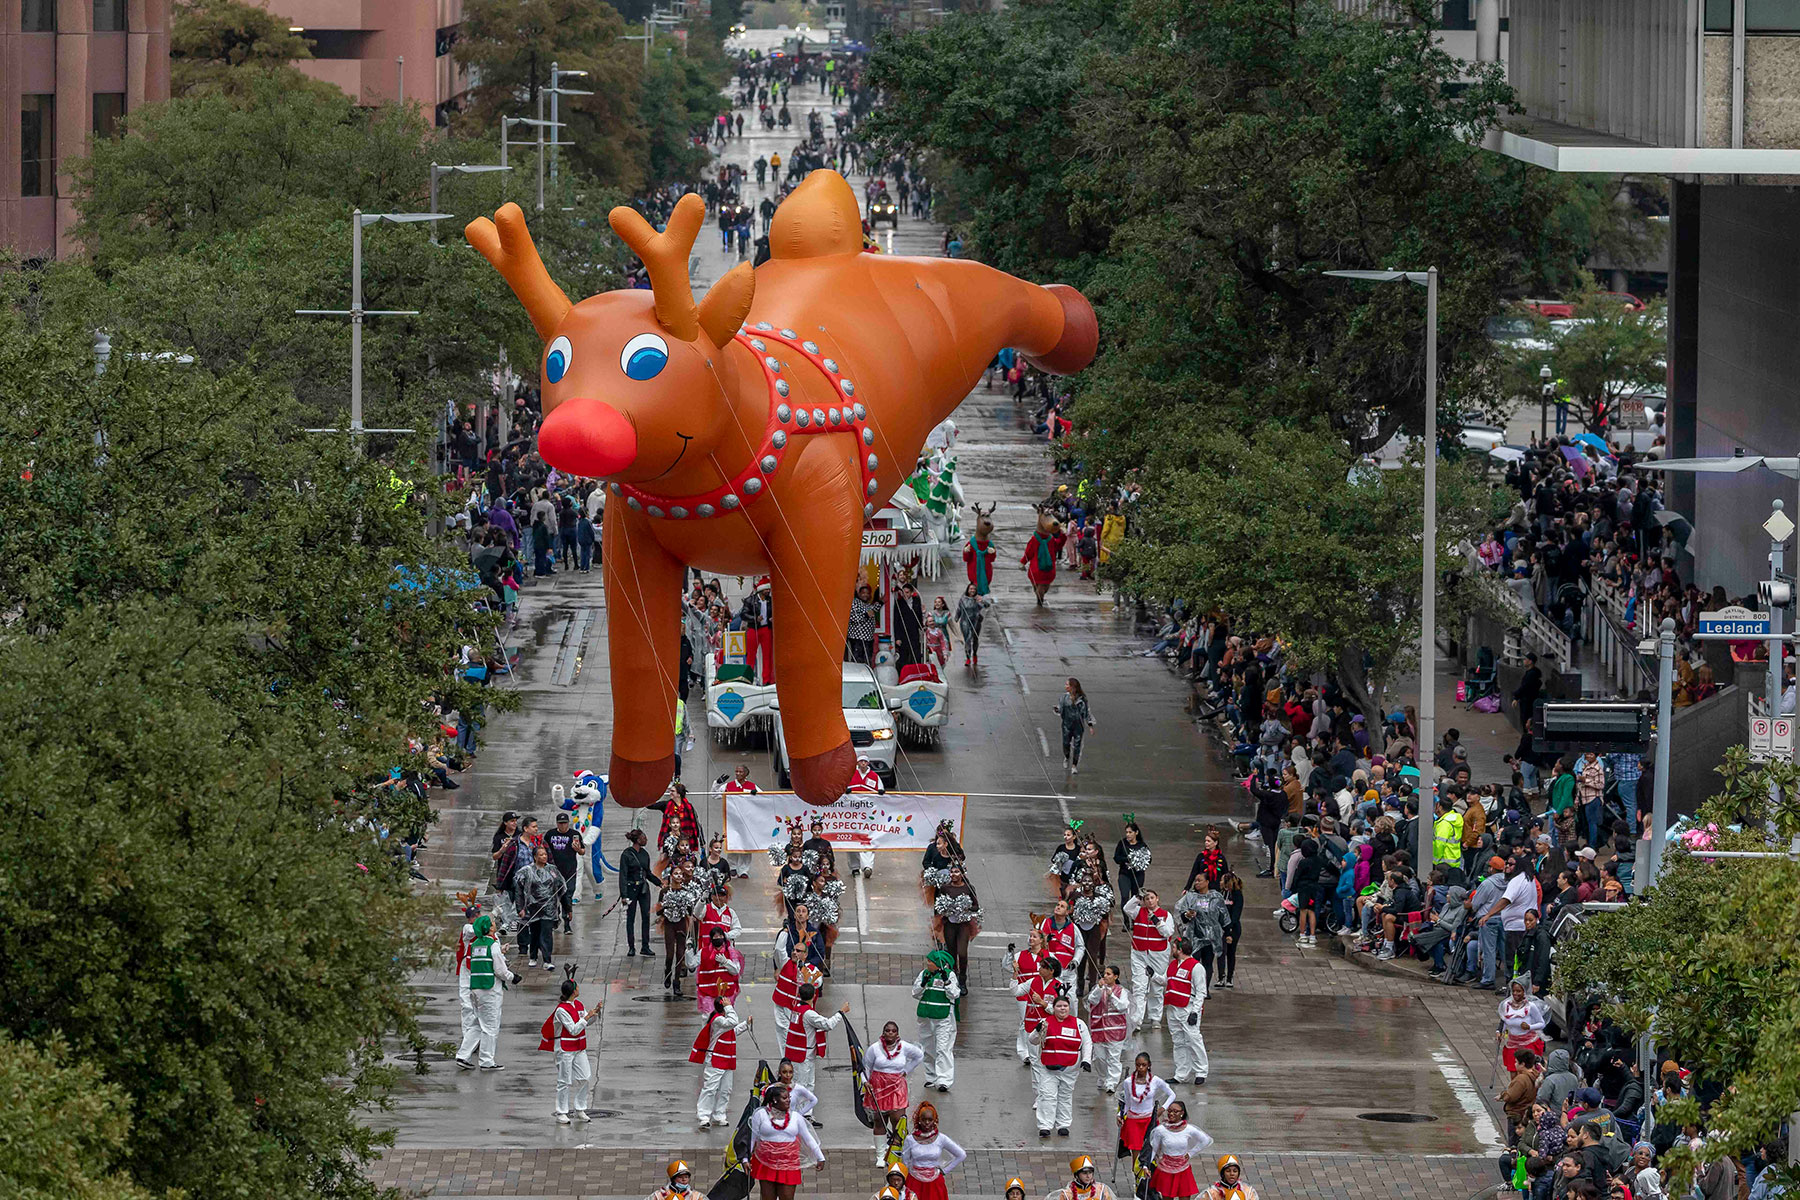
(1460, 645, 1498, 708)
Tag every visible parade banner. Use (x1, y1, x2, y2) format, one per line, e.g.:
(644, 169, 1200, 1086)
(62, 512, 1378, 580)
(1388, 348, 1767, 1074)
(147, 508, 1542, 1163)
(721, 791, 966, 853)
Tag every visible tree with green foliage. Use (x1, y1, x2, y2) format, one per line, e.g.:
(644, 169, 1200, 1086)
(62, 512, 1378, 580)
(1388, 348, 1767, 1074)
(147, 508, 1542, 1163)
(1556, 749, 1800, 1193)
(1504, 293, 1668, 435)
(170, 0, 318, 98)
(0, 307, 503, 1198)
(869, 0, 1647, 688)
(0, 1036, 157, 1200)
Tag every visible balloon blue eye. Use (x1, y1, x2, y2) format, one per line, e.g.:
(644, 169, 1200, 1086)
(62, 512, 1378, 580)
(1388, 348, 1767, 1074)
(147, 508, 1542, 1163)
(621, 332, 669, 381)
(545, 335, 572, 384)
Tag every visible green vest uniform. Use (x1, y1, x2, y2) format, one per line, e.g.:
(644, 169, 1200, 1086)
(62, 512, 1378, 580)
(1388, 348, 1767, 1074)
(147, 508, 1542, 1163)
(469, 937, 497, 990)
(1432, 810, 1464, 866)
(916, 970, 954, 1020)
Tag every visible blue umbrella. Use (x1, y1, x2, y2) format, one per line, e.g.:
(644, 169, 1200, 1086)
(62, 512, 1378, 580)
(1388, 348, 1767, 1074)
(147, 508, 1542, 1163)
(1572, 432, 1612, 457)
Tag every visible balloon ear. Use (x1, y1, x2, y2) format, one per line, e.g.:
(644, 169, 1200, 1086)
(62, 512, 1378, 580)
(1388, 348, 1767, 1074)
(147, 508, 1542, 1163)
(699, 262, 756, 348)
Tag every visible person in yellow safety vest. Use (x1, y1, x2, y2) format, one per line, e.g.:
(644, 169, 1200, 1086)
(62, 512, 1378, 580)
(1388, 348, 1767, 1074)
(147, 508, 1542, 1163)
(674, 697, 687, 777)
(1431, 794, 1464, 868)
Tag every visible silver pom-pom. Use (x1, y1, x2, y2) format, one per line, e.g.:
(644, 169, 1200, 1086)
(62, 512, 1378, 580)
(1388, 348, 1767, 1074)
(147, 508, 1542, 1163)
(812, 894, 841, 925)
(933, 893, 982, 924)
(781, 873, 812, 902)
(767, 844, 789, 868)
(921, 866, 952, 889)
(1047, 851, 1073, 878)
(801, 848, 821, 873)
(1128, 847, 1152, 873)
(822, 878, 846, 900)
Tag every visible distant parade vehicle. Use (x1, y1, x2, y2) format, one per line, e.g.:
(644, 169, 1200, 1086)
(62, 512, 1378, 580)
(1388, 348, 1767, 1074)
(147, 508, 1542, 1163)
(868, 195, 900, 229)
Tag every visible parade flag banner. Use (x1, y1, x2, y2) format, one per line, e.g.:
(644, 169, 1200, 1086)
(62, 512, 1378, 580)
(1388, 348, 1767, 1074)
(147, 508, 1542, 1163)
(721, 791, 966, 853)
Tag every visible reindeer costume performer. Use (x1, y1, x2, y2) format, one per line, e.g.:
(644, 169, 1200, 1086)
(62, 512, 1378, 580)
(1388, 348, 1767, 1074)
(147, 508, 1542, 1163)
(467, 173, 1097, 806)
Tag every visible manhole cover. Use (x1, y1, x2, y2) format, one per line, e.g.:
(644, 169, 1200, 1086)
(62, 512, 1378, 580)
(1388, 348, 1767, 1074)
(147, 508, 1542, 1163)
(586, 1109, 623, 1119)
(1356, 1112, 1439, 1123)
(631, 994, 689, 1003)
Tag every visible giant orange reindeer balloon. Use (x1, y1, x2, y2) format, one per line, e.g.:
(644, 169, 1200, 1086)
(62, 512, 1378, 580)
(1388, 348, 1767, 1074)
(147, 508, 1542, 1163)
(468, 171, 1096, 806)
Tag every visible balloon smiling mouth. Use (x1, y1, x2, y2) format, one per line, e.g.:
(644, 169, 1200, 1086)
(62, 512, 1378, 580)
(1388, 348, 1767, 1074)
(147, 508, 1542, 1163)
(643, 433, 693, 483)
(537, 397, 638, 477)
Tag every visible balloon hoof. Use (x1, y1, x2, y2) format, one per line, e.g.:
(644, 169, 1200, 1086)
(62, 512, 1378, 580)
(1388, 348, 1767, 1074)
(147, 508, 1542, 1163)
(790, 740, 856, 806)
(607, 753, 676, 808)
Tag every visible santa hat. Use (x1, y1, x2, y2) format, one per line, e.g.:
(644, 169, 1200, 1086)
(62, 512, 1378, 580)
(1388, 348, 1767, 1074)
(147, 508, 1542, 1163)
(755, 575, 772, 592)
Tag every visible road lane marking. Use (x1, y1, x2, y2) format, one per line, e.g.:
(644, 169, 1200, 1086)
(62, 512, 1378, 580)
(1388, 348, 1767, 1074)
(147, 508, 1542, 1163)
(1017, 673, 1029, 693)
(1003, 627, 1016, 648)
(1036, 727, 1050, 758)
(1432, 1047, 1505, 1147)
(855, 869, 870, 945)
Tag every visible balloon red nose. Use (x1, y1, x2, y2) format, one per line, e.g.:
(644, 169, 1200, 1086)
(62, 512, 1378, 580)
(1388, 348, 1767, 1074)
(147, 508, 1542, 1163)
(537, 397, 637, 478)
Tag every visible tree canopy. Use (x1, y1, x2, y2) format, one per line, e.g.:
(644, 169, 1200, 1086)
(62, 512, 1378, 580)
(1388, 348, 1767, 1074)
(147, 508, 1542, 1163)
(170, 0, 319, 98)
(1557, 750, 1800, 1188)
(868, 0, 1646, 704)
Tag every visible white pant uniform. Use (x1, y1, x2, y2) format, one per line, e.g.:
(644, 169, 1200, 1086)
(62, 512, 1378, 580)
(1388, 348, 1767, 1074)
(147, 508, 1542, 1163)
(1015, 1014, 1033, 1064)
(1165, 1005, 1209, 1082)
(556, 1047, 593, 1115)
(857, 851, 875, 874)
(790, 1055, 819, 1090)
(919, 1017, 956, 1088)
(697, 1064, 735, 1124)
(1130, 949, 1169, 1028)
(457, 988, 504, 1066)
(1032, 1062, 1077, 1132)
(1092, 1039, 1127, 1091)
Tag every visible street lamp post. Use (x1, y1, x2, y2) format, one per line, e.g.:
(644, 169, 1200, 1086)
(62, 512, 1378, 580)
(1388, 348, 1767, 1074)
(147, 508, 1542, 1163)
(1325, 267, 1440, 878)
(428, 163, 513, 245)
(1539, 364, 1553, 443)
(499, 117, 564, 206)
(297, 210, 448, 450)
(548, 63, 592, 189)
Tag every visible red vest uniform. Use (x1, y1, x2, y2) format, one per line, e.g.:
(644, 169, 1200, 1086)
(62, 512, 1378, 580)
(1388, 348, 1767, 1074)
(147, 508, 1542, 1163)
(1014, 949, 1039, 991)
(690, 1014, 739, 1069)
(1038, 1015, 1082, 1067)
(1040, 919, 1079, 968)
(699, 902, 735, 943)
(1024, 977, 1063, 1028)
(723, 780, 759, 794)
(773, 960, 802, 1013)
(1130, 908, 1172, 952)
(783, 1003, 827, 1061)
(1165, 957, 1200, 1009)
(1088, 985, 1128, 1043)
(697, 945, 740, 1002)
(849, 768, 881, 792)
(537, 1000, 587, 1051)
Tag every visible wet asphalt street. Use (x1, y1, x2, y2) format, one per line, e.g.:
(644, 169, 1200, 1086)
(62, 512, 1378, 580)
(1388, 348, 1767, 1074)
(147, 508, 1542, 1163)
(371, 55, 1507, 1200)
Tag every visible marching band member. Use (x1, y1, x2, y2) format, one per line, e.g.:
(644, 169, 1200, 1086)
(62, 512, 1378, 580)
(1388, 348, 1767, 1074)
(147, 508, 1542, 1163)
(869, 1166, 907, 1200)
(1027, 993, 1092, 1138)
(1014, 955, 1065, 1069)
(1012, 931, 1047, 1063)
(1145, 1102, 1214, 1200)
(537, 977, 596, 1123)
(773, 942, 807, 1042)
(1200, 1155, 1259, 1200)
(685, 925, 744, 1016)
(899, 1102, 966, 1200)
(750, 1084, 826, 1200)
(781, 982, 848, 1092)
(646, 1159, 707, 1200)
(911, 949, 961, 1091)
(455, 915, 520, 1070)
(1497, 976, 1548, 1072)
(1044, 1155, 1116, 1200)
(1084, 963, 1131, 1093)
(1039, 899, 1084, 973)
(773, 1059, 820, 1127)
(1123, 888, 1173, 1032)
(1118, 1053, 1175, 1160)
(1163, 938, 1209, 1085)
(691, 987, 753, 1129)
(867, 1021, 926, 1165)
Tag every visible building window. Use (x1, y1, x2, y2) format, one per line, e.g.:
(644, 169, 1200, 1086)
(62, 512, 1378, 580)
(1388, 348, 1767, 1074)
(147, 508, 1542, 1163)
(94, 93, 127, 140)
(305, 29, 369, 59)
(22, 95, 55, 197)
(1706, 0, 1800, 31)
(22, 0, 56, 32)
(436, 24, 461, 58)
(93, 0, 127, 31)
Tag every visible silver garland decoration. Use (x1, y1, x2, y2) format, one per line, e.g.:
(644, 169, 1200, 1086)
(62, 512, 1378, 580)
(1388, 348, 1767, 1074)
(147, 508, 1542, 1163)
(934, 892, 982, 924)
(921, 866, 952, 888)
(1127, 846, 1152, 874)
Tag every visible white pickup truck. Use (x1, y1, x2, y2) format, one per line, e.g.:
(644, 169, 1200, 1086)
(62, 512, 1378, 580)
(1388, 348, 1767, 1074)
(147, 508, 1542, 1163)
(769, 661, 899, 789)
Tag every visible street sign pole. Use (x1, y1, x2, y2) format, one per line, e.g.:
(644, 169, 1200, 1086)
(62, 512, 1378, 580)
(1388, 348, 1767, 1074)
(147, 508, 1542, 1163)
(1646, 618, 1676, 890)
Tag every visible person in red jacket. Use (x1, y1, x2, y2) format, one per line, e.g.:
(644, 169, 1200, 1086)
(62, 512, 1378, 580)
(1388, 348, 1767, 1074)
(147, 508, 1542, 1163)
(1020, 511, 1066, 607)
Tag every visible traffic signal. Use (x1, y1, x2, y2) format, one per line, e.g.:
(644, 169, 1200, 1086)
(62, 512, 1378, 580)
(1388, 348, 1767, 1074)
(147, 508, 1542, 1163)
(1533, 703, 1653, 755)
